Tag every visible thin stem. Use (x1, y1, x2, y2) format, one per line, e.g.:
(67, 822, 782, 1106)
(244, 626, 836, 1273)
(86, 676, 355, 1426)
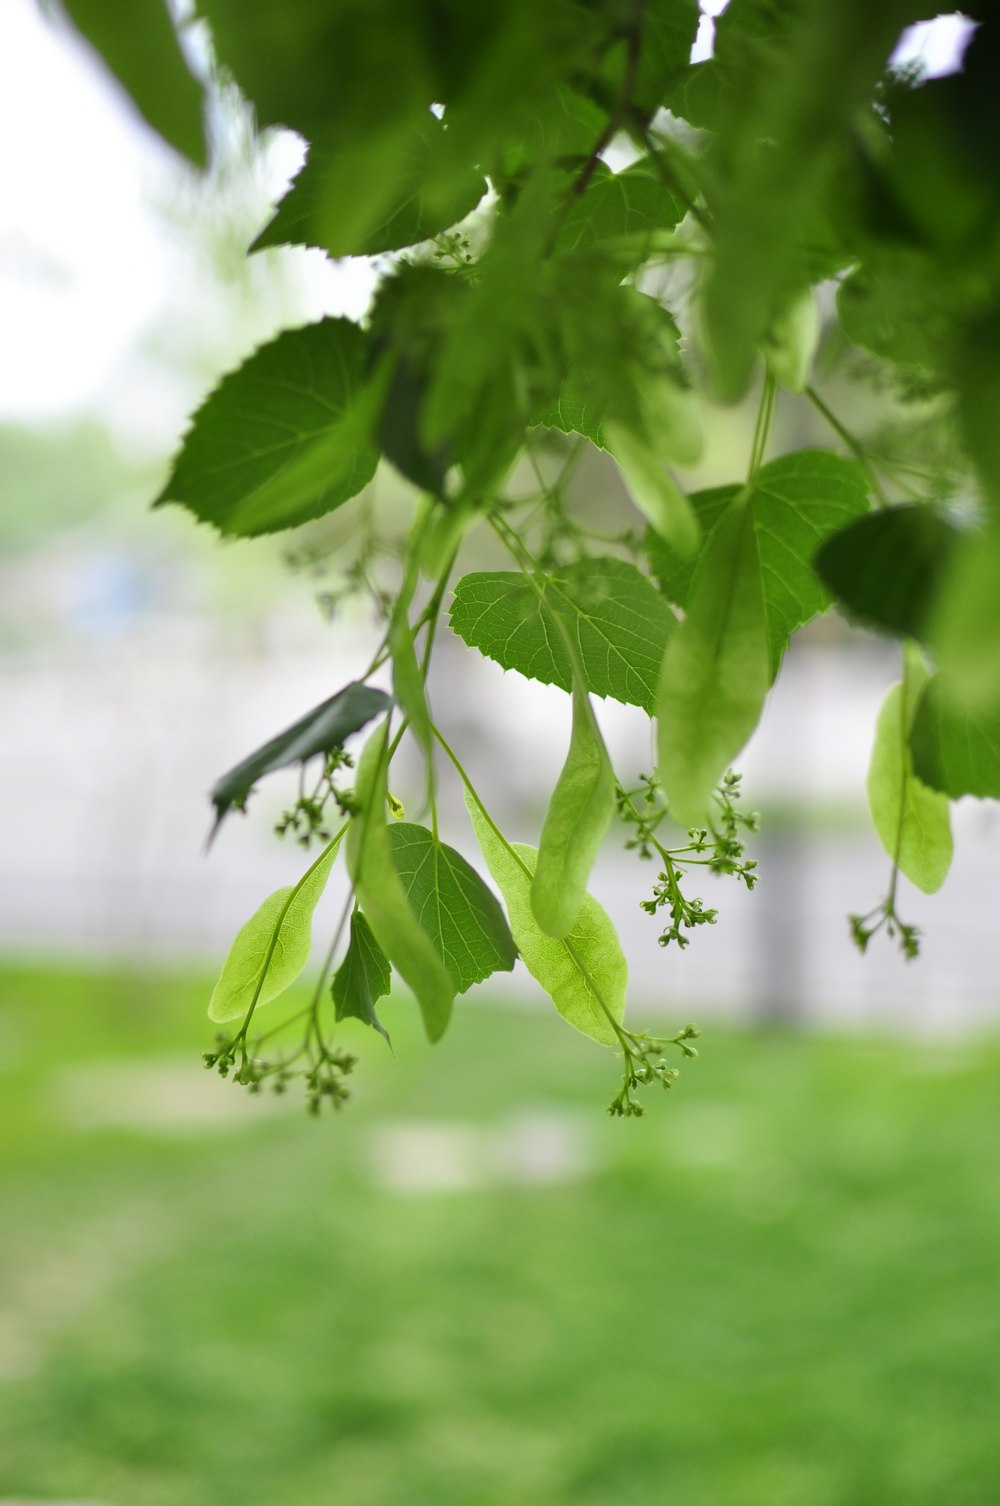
(806, 385, 891, 508)
(747, 372, 777, 484)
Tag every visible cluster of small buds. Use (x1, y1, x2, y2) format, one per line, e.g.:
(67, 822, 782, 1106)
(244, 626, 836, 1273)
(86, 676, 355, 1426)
(619, 770, 760, 953)
(305, 1049, 357, 1117)
(608, 1023, 701, 1118)
(850, 900, 920, 960)
(275, 750, 357, 847)
(203, 1031, 358, 1113)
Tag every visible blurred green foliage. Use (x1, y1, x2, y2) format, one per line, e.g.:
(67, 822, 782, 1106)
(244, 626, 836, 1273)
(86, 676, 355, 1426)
(2, 963, 999, 1505)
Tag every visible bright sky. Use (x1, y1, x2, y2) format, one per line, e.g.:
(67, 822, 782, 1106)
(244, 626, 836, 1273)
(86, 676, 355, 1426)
(0, 2, 976, 435)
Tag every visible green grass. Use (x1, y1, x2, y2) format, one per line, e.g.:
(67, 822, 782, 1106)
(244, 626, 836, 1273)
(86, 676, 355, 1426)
(1, 960, 999, 1506)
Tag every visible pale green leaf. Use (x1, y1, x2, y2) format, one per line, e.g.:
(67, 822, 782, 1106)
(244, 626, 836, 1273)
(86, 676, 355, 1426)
(648, 450, 871, 672)
(208, 835, 342, 1024)
(346, 732, 454, 1042)
(762, 287, 820, 393)
(155, 319, 380, 537)
(867, 649, 953, 894)
(657, 494, 771, 826)
(331, 911, 392, 1043)
(531, 688, 616, 939)
(387, 823, 517, 992)
(465, 792, 626, 1046)
(606, 421, 700, 557)
(449, 558, 675, 713)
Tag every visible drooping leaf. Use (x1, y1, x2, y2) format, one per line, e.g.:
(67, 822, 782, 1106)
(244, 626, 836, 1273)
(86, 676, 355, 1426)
(387, 823, 517, 992)
(815, 505, 962, 642)
(761, 287, 820, 393)
(867, 648, 953, 894)
(57, 0, 207, 166)
(346, 732, 454, 1042)
(926, 527, 1000, 711)
(331, 911, 392, 1043)
(648, 450, 871, 671)
(605, 421, 700, 556)
(252, 111, 486, 259)
(909, 673, 1000, 801)
(465, 792, 626, 1046)
(155, 319, 380, 537)
(657, 493, 771, 826)
(209, 681, 392, 838)
(531, 687, 616, 939)
(208, 835, 342, 1024)
(450, 557, 675, 713)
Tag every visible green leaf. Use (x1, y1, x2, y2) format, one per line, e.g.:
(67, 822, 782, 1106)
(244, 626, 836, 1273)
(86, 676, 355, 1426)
(57, 0, 206, 166)
(252, 112, 486, 259)
(867, 649, 953, 894)
(910, 674, 1000, 801)
(648, 450, 871, 672)
(331, 911, 392, 1043)
(346, 732, 454, 1042)
(605, 420, 700, 556)
(657, 493, 771, 826)
(815, 505, 961, 643)
(208, 835, 342, 1024)
(155, 319, 380, 537)
(450, 558, 675, 713)
(209, 681, 392, 838)
(465, 792, 626, 1047)
(531, 687, 616, 939)
(387, 823, 517, 992)
(927, 527, 1000, 711)
(553, 158, 686, 257)
(761, 288, 820, 393)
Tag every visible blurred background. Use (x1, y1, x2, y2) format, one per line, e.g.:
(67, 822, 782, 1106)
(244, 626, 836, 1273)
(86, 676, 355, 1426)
(2, 4, 998, 1503)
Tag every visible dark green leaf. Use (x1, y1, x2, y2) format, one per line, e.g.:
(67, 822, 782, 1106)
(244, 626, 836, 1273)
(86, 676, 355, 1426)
(57, 0, 206, 165)
(649, 450, 871, 672)
(209, 682, 392, 838)
(553, 158, 685, 257)
(252, 112, 486, 259)
(450, 558, 676, 713)
(155, 319, 380, 537)
(387, 823, 517, 993)
(815, 505, 962, 642)
(910, 674, 1000, 800)
(346, 733, 455, 1042)
(331, 912, 392, 1043)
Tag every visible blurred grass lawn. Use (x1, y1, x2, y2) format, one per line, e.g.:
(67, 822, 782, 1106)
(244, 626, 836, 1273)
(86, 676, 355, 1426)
(1, 961, 999, 1506)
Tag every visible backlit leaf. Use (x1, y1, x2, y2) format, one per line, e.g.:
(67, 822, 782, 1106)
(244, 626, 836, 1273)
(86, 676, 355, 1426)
(466, 792, 626, 1047)
(208, 835, 342, 1024)
(346, 732, 455, 1042)
(867, 648, 953, 894)
(155, 319, 380, 537)
(648, 450, 871, 671)
(531, 688, 616, 939)
(450, 557, 675, 713)
(657, 493, 771, 825)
